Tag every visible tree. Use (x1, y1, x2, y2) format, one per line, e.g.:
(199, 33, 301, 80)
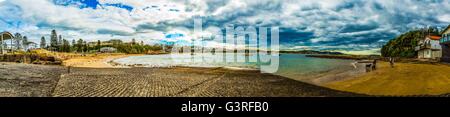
(58, 35, 63, 51)
(76, 39, 83, 52)
(50, 30, 58, 51)
(140, 41, 144, 45)
(22, 36, 28, 50)
(14, 33, 22, 50)
(131, 38, 136, 45)
(83, 41, 88, 53)
(62, 39, 70, 52)
(40, 36, 46, 49)
(72, 39, 76, 46)
(58, 35, 63, 46)
(381, 27, 440, 58)
(96, 40, 101, 50)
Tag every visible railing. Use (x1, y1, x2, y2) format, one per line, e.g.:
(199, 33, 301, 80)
(416, 44, 432, 50)
(441, 35, 450, 44)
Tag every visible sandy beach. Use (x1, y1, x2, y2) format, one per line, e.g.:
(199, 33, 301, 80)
(326, 61, 450, 96)
(3, 53, 450, 97)
(62, 54, 143, 68)
(0, 61, 363, 97)
(296, 63, 366, 85)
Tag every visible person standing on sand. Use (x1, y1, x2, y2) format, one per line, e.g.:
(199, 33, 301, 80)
(372, 59, 377, 70)
(389, 57, 395, 68)
(351, 61, 358, 69)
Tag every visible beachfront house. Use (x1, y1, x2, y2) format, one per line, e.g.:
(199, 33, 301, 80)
(415, 35, 442, 60)
(441, 25, 450, 62)
(0, 31, 14, 54)
(99, 47, 117, 53)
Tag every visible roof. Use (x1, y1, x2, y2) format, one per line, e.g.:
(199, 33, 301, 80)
(427, 35, 441, 40)
(1, 31, 14, 40)
(442, 24, 450, 35)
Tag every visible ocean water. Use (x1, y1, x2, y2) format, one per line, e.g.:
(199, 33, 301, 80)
(113, 53, 355, 80)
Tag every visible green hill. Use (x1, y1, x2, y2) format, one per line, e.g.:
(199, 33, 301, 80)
(381, 27, 440, 58)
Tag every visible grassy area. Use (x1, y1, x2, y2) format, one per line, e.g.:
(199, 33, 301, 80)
(326, 62, 450, 96)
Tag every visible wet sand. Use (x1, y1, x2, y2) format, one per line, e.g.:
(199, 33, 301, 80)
(0, 62, 65, 97)
(53, 67, 363, 97)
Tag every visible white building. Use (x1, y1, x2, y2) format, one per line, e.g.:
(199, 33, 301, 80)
(416, 35, 442, 60)
(99, 47, 117, 53)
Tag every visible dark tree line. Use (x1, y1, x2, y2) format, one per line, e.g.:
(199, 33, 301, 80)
(40, 30, 72, 52)
(107, 39, 163, 54)
(40, 30, 162, 54)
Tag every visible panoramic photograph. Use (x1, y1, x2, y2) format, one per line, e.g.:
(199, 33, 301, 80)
(0, 0, 450, 99)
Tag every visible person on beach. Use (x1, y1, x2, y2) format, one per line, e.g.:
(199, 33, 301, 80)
(372, 59, 377, 70)
(365, 63, 372, 72)
(389, 57, 395, 68)
(351, 61, 358, 69)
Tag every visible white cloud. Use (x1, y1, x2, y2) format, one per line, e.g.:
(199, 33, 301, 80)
(438, 14, 450, 23)
(0, 0, 449, 55)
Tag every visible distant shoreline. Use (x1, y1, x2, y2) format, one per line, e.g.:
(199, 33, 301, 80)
(305, 54, 381, 60)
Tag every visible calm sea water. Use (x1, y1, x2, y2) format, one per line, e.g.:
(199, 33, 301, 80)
(113, 53, 355, 79)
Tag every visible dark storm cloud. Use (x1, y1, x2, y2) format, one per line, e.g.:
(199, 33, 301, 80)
(1, 0, 449, 54)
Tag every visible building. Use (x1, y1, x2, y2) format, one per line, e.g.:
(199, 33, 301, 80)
(415, 35, 442, 60)
(25, 42, 38, 51)
(441, 25, 450, 62)
(0, 31, 14, 54)
(99, 47, 117, 53)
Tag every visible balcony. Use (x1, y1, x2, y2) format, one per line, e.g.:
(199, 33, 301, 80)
(415, 44, 432, 51)
(442, 35, 450, 44)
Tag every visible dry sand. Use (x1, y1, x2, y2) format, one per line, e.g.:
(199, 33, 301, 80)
(62, 54, 143, 68)
(326, 61, 450, 96)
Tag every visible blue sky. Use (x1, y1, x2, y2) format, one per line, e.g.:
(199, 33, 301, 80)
(1, 0, 449, 55)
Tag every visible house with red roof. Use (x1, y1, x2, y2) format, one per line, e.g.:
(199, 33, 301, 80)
(415, 35, 442, 60)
